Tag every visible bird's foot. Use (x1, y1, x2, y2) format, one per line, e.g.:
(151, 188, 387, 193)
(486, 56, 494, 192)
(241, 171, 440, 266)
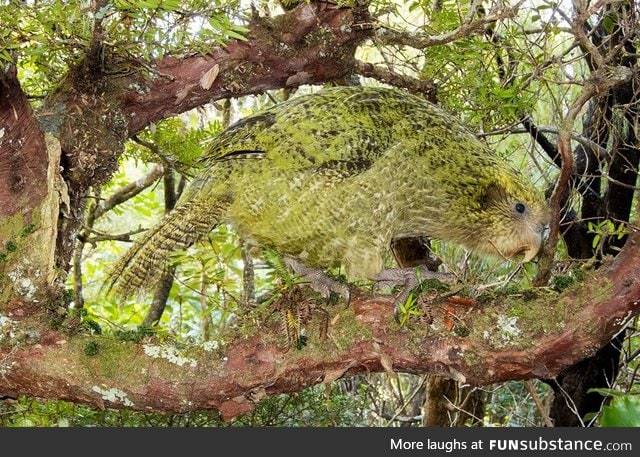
(372, 266, 455, 323)
(283, 256, 350, 307)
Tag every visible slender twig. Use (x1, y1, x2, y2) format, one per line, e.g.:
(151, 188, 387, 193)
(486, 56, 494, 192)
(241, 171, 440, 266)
(375, 1, 520, 49)
(384, 375, 428, 426)
(443, 389, 485, 425)
(131, 135, 190, 174)
(481, 124, 610, 161)
(72, 236, 85, 308)
(524, 380, 554, 427)
(535, 77, 611, 284)
(240, 240, 255, 308)
(83, 227, 147, 244)
(93, 164, 164, 220)
(572, 1, 607, 70)
(354, 60, 437, 99)
(371, 411, 422, 423)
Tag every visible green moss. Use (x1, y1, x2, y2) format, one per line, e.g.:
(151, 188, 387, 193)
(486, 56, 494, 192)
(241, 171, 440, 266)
(20, 223, 37, 236)
(304, 25, 335, 49)
(83, 319, 102, 335)
(62, 288, 74, 304)
(1, 215, 41, 258)
(0, 213, 24, 242)
(84, 341, 100, 356)
(551, 264, 589, 292)
(498, 284, 522, 296)
(328, 307, 372, 350)
(79, 337, 142, 380)
(464, 270, 616, 353)
(552, 274, 575, 291)
(464, 286, 570, 351)
(115, 325, 155, 342)
(460, 344, 487, 378)
(453, 324, 470, 337)
(558, 270, 613, 308)
(506, 300, 525, 317)
(296, 334, 308, 350)
(0, 207, 46, 307)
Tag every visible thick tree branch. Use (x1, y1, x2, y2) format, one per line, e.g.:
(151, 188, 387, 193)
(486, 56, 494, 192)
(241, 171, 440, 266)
(0, 65, 48, 220)
(1, 67, 63, 300)
(118, 2, 370, 134)
(2, 231, 639, 420)
(34, 1, 372, 279)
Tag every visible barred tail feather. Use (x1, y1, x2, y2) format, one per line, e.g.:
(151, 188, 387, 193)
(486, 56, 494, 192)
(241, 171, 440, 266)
(104, 196, 229, 298)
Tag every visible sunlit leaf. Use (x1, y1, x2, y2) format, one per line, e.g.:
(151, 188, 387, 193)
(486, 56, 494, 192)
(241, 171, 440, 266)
(600, 396, 640, 427)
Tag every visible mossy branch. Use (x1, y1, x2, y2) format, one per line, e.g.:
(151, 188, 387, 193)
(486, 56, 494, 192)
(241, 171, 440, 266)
(2, 231, 639, 420)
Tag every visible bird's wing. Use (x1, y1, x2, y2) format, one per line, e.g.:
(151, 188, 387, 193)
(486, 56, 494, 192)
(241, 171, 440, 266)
(200, 87, 413, 176)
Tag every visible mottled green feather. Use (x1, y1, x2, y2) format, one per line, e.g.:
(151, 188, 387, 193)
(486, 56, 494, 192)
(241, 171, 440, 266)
(107, 86, 549, 297)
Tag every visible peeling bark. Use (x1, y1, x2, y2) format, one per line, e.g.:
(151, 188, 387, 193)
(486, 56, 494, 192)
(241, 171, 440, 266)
(119, 3, 368, 134)
(0, 67, 65, 302)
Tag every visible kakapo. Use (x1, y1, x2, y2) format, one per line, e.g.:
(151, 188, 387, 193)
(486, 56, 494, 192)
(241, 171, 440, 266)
(106, 86, 549, 309)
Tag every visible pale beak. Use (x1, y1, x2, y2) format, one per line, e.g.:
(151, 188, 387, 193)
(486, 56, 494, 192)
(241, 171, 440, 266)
(520, 228, 546, 263)
(521, 245, 540, 263)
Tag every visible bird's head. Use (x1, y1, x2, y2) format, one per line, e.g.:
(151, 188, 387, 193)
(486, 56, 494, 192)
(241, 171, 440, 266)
(450, 168, 550, 263)
(477, 173, 550, 262)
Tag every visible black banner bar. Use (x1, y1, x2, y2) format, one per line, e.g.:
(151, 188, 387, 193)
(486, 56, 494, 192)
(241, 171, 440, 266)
(1, 427, 638, 457)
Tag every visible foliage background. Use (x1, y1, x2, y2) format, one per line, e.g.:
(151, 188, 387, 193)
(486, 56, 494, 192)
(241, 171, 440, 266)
(1, 0, 639, 426)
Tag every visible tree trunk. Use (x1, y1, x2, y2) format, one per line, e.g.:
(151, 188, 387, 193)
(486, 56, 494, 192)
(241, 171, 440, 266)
(0, 2, 371, 309)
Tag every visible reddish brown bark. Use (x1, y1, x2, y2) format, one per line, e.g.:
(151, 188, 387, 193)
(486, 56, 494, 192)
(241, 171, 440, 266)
(0, 66, 48, 220)
(120, 2, 367, 134)
(1, 232, 638, 419)
(32, 1, 370, 273)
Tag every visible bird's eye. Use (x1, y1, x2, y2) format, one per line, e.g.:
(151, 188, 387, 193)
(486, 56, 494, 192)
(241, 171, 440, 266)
(514, 202, 527, 214)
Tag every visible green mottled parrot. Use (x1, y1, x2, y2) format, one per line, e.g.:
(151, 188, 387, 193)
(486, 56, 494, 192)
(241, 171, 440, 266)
(106, 86, 549, 311)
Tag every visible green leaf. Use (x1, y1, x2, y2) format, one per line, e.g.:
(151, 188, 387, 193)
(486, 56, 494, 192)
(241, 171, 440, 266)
(0, 49, 13, 63)
(224, 29, 248, 42)
(160, 0, 181, 11)
(603, 14, 616, 35)
(588, 387, 626, 397)
(600, 396, 640, 427)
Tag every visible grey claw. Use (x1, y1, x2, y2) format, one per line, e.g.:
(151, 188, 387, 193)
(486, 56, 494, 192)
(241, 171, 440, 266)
(373, 266, 455, 323)
(393, 304, 401, 323)
(284, 255, 350, 307)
